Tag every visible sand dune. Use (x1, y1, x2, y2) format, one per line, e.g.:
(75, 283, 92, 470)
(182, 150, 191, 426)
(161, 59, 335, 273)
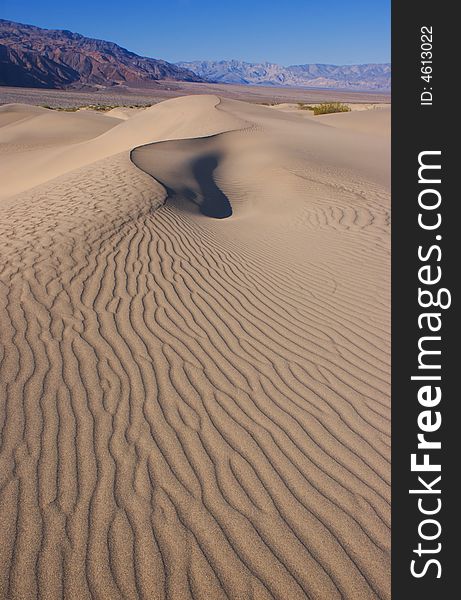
(317, 107, 391, 137)
(0, 103, 48, 127)
(0, 103, 121, 146)
(106, 107, 147, 120)
(0, 96, 244, 200)
(0, 95, 390, 599)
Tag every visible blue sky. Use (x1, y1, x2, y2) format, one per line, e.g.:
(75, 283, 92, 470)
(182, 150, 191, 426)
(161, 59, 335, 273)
(1, 0, 390, 65)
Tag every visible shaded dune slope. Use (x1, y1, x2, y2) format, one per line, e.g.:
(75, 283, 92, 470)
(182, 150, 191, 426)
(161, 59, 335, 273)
(0, 96, 390, 599)
(132, 135, 235, 218)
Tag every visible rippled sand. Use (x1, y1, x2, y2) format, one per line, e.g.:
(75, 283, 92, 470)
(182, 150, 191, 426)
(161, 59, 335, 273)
(0, 96, 390, 599)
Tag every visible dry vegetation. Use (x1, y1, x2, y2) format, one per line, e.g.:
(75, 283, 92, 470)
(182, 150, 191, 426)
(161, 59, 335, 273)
(40, 103, 154, 112)
(298, 102, 352, 115)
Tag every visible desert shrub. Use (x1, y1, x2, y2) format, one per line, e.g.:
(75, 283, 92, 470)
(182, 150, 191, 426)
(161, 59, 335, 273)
(40, 105, 77, 111)
(86, 104, 118, 111)
(312, 102, 351, 115)
(39, 102, 154, 112)
(297, 102, 314, 111)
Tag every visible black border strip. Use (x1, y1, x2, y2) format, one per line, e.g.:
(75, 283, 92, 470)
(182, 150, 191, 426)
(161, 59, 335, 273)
(392, 2, 455, 597)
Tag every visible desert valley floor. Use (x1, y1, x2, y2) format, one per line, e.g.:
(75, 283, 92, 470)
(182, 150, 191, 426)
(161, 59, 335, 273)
(0, 96, 390, 599)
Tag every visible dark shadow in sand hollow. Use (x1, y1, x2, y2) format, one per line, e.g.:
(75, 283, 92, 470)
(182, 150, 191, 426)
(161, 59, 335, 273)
(130, 140, 233, 219)
(191, 154, 232, 218)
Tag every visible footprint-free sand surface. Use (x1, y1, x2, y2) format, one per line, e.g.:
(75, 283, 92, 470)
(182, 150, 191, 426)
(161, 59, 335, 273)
(0, 96, 390, 599)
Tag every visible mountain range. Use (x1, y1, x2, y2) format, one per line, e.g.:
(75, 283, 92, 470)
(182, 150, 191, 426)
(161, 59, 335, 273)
(0, 19, 390, 91)
(177, 60, 391, 91)
(0, 19, 202, 89)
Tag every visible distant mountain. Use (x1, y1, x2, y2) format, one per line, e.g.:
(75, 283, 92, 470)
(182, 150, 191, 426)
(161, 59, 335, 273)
(176, 60, 391, 91)
(0, 19, 203, 89)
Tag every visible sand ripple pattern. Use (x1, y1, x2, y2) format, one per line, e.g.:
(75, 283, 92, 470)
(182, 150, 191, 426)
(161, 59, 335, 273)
(0, 114, 390, 598)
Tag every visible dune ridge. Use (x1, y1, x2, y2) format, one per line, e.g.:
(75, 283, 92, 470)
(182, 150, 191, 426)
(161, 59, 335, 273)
(0, 95, 390, 599)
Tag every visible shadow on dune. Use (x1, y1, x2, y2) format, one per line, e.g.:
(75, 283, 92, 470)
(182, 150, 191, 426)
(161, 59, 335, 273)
(191, 154, 232, 218)
(131, 139, 233, 219)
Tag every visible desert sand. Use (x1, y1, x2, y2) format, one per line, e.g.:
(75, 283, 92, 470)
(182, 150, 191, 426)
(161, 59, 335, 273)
(0, 95, 390, 599)
(0, 83, 390, 110)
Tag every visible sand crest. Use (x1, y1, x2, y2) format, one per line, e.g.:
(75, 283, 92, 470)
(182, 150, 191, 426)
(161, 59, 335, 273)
(0, 95, 390, 599)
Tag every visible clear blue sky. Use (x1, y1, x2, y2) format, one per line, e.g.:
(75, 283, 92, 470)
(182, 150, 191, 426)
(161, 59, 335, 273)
(1, 0, 390, 65)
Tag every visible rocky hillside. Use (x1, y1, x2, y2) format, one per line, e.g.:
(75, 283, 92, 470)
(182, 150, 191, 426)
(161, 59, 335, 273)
(177, 60, 391, 91)
(0, 19, 203, 89)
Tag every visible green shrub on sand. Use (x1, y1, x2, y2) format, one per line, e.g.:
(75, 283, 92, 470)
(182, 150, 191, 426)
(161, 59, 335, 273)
(312, 102, 351, 115)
